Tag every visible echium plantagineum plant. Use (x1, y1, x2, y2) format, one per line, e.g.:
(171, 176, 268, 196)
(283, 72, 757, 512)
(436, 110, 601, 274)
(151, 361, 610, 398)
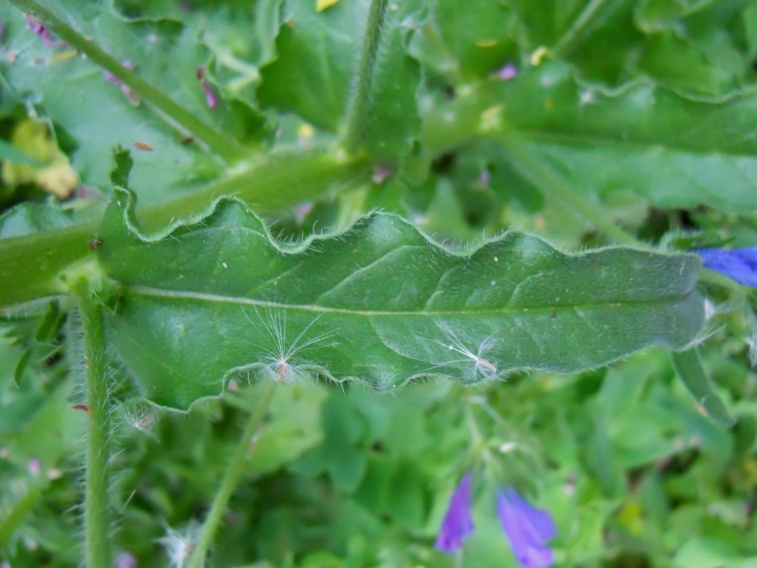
(1, 0, 757, 566)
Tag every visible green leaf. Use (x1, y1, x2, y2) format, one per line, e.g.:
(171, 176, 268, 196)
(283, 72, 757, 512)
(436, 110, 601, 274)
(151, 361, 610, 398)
(424, 62, 757, 213)
(0, 139, 44, 167)
(258, 0, 423, 164)
(344, 0, 423, 164)
(507, 0, 755, 94)
(409, 0, 515, 81)
(98, 187, 704, 409)
(0, 1, 260, 203)
(0, 202, 75, 240)
(257, 1, 366, 131)
(671, 349, 735, 427)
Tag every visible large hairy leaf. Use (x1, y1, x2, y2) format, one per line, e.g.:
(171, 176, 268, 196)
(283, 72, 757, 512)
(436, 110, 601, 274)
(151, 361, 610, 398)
(98, 188, 704, 409)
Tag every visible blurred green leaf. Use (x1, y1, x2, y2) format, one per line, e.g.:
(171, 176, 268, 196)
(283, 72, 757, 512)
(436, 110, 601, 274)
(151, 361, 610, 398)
(672, 349, 735, 427)
(507, 0, 755, 94)
(246, 384, 327, 479)
(0, 2, 262, 204)
(673, 536, 757, 568)
(410, 0, 514, 81)
(425, 62, 757, 213)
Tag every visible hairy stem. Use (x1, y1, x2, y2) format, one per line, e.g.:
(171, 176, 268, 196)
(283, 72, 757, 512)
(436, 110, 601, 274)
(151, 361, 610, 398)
(187, 382, 276, 568)
(343, 0, 390, 154)
(7, 0, 245, 163)
(77, 286, 111, 567)
(495, 129, 638, 246)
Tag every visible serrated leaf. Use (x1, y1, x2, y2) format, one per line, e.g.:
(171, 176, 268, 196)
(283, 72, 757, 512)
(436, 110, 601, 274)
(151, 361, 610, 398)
(98, 187, 704, 410)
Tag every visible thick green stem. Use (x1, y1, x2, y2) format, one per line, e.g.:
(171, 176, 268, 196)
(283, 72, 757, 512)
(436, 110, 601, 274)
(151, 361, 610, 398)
(77, 287, 111, 567)
(139, 149, 369, 232)
(187, 382, 276, 568)
(0, 148, 369, 308)
(343, 0, 390, 154)
(495, 129, 639, 246)
(7, 0, 245, 163)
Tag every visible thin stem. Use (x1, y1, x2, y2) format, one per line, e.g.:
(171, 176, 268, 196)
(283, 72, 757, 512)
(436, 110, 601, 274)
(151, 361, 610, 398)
(553, 0, 613, 58)
(77, 286, 111, 568)
(8, 0, 245, 163)
(343, 0, 390, 154)
(495, 129, 639, 246)
(187, 381, 276, 568)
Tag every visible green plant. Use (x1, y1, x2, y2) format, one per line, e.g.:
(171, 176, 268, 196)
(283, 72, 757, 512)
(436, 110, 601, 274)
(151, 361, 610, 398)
(1, 1, 757, 566)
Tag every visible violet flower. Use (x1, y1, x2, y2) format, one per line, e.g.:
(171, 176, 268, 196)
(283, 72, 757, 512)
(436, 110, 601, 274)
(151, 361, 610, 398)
(697, 247, 757, 287)
(435, 472, 474, 553)
(495, 63, 518, 81)
(497, 487, 556, 568)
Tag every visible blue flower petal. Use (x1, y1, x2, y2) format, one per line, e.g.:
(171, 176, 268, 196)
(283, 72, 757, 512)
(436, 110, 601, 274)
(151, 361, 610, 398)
(435, 473, 474, 553)
(697, 247, 757, 287)
(497, 487, 556, 568)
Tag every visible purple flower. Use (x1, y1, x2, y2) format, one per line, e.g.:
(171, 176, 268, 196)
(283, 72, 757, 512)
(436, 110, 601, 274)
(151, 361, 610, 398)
(497, 487, 556, 568)
(495, 63, 518, 81)
(435, 473, 474, 553)
(697, 247, 757, 287)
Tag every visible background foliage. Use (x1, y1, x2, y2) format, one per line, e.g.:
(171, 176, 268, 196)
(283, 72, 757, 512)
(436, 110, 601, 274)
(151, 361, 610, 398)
(1, 0, 757, 566)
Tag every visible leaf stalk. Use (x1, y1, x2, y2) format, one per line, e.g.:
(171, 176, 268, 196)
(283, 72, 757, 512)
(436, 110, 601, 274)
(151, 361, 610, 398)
(343, 0, 391, 154)
(187, 382, 276, 568)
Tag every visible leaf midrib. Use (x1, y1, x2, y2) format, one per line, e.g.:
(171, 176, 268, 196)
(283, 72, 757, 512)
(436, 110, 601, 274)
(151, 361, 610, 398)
(125, 285, 696, 318)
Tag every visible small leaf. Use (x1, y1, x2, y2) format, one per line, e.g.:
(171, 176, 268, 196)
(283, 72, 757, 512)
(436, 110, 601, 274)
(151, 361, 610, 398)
(109, 146, 134, 190)
(671, 349, 735, 426)
(99, 188, 704, 410)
